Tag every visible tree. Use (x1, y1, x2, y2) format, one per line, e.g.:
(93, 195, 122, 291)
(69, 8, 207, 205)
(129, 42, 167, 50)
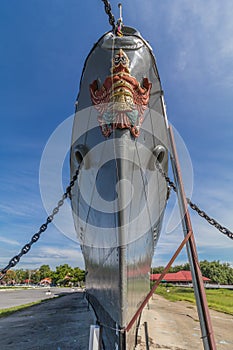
(170, 263, 190, 272)
(4, 270, 16, 284)
(31, 269, 41, 284)
(52, 264, 73, 286)
(15, 269, 27, 284)
(151, 266, 164, 274)
(200, 260, 233, 284)
(39, 265, 52, 280)
(71, 267, 85, 286)
(151, 263, 190, 274)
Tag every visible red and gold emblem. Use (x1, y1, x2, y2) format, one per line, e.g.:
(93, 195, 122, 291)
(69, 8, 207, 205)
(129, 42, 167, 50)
(90, 49, 152, 137)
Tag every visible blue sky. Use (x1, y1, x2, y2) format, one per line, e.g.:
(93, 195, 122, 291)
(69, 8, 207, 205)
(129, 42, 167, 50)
(0, 0, 232, 271)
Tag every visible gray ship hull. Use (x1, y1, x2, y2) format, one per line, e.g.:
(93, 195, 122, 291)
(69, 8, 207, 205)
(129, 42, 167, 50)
(70, 27, 168, 349)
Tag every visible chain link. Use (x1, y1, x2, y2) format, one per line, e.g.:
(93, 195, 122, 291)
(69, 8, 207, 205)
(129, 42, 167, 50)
(101, 0, 116, 30)
(0, 168, 80, 281)
(187, 198, 233, 239)
(155, 160, 233, 240)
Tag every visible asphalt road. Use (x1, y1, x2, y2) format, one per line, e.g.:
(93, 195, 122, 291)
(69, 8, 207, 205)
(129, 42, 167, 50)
(0, 287, 76, 309)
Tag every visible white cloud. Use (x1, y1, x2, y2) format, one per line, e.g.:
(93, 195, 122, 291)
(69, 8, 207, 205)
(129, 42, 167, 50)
(151, 169, 233, 268)
(0, 203, 35, 218)
(0, 236, 20, 246)
(2, 245, 85, 270)
(129, 1, 233, 88)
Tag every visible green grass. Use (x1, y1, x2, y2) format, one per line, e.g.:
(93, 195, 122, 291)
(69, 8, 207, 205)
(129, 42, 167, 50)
(0, 293, 67, 318)
(155, 285, 233, 315)
(0, 300, 45, 318)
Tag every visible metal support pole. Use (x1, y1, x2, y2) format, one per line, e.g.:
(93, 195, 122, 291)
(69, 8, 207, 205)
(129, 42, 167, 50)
(119, 329, 126, 350)
(98, 324, 103, 350)
(144, 322, 150, 350)
(135, 313, 142, 347)
(168, 125, 216, 350)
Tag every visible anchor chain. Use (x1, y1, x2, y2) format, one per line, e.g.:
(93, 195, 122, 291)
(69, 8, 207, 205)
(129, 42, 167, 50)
(155, 160, 233, 240)
(1, 157, 232, 281)
(0, 168, 80, 281)
(187, 199, 233, 239)
(101, 0, 115, 31)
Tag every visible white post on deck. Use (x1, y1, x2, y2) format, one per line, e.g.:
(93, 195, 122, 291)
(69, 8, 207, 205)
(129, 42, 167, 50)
(89, 325, 100, 350)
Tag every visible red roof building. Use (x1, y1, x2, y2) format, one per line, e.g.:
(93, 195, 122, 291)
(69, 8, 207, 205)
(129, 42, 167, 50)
(39, 277, 52, 285)
(24, 279, 32, 284)
(150, 270, 210, 284)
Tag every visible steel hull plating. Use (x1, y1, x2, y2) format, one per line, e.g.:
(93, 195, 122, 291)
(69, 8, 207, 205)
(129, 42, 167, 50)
(70, 27, 168, 349)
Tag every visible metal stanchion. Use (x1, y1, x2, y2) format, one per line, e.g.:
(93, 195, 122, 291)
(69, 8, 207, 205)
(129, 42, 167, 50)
(144, 322, 150, 350)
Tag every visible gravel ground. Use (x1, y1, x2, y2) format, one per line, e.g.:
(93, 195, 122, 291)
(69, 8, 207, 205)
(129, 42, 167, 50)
(137, 294, 233, 350)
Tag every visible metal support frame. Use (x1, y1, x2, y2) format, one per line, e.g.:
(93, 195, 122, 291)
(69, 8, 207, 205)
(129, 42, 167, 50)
(126, 230, 193, 333)
(168, 125, 216, 350)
